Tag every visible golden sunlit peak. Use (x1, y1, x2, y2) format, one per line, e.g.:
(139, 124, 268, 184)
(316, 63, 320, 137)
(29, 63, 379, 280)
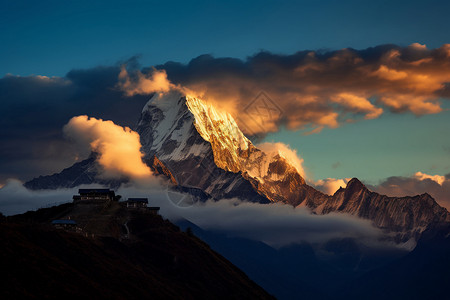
(185, 94, 252, 151)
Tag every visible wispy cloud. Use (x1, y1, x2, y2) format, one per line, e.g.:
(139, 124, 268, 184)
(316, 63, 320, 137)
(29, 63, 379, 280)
(312, 178, 351, 195)
(168, 198, 383, 248)
(118, 67, 173, 96)
(414, 171, 446, 185)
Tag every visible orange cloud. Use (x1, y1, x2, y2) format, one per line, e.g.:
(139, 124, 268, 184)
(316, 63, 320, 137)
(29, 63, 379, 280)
(414, 171, 446, 185)
(257, 142, 306, 178)
(378, 94, 442, 115)
(63, 115, 152, 179)
(140, 43, 450, 135)
(372, 65, 408, 81)
(118, 67, 173, 96)
(314, 178, 351, 195)
(330, 93, 383, 119)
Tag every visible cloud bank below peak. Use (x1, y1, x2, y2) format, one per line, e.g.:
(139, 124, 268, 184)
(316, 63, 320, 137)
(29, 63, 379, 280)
(0, 179, 385, 249)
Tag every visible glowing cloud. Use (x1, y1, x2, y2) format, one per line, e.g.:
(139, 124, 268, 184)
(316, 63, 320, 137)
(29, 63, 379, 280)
(257, 142, 306, 178)
(118, 67, 173, 96)
(63, 115, 152, 179)
(330, 93, 383, 120)
(143, 43, 450, 135)
(414, 171, 446, 185)
(314, 178, 351, 195)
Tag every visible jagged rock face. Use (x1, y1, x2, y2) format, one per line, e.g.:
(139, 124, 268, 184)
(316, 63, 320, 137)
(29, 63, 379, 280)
(243, 155, 312, 205)
(314, 178, 450, 242)
(148, 155, 177, 185)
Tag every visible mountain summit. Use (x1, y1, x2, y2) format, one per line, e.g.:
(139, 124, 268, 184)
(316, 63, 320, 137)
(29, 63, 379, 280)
(25, 90, 450, 244)
(136, 90, 308, 203)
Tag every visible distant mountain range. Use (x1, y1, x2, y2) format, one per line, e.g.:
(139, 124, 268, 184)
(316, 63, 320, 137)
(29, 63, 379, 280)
(25, 90, 450, 244)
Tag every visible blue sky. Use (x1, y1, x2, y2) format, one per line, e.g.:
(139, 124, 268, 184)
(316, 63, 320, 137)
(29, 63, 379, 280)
(1, 0, 450, 185)
(3, 0, 450, 76)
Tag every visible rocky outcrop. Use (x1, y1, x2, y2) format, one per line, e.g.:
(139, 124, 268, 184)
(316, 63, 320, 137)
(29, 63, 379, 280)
(148, 155, 177, 185)
(313, 178, 449, 242)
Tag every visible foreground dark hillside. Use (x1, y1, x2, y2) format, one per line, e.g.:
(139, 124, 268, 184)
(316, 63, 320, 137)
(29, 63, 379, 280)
(0, 203, 273, 299)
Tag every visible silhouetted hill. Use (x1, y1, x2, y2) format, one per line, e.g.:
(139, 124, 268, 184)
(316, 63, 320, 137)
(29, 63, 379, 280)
(1, 202, 274, 299)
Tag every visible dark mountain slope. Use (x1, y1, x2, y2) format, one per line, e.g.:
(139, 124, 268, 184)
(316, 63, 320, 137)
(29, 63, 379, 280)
(1, 203, 274, 299)
(24, 153, 126, 190)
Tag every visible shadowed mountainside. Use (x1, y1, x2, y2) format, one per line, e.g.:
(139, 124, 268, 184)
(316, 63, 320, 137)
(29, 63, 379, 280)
(1, 203, 274, 299)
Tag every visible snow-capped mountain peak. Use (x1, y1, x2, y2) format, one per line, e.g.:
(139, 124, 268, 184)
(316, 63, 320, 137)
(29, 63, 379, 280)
(137, 91, 304, 187)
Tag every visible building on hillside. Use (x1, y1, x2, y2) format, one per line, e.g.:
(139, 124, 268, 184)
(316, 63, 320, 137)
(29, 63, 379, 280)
(123, 197, 160, 214)
(73, 189, 120, 204)
(147, 206, 160, 215)
(125, 198, 149, 208)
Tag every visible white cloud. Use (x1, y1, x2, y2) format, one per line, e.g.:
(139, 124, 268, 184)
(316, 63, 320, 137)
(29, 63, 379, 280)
(0, 179, 76, 216)
(170, 198, 382, 248)
(0, 178, 387, 249)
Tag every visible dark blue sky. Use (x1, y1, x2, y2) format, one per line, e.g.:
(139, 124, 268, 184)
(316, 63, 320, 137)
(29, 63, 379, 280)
(1, 0, 450, 186)
(2, 0, 450, 76)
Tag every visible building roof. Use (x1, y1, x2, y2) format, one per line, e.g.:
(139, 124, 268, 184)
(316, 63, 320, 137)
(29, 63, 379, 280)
(78, 189, 114, 195)
(52, 220, 77, 225)
(127, 198, 149, 203)
(148, 207, 160, 210)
